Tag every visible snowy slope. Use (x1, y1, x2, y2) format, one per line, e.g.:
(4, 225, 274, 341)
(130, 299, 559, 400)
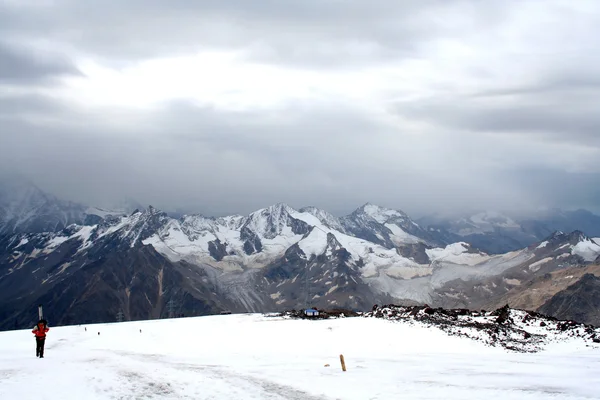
(299, 206, 346, 232)
(342, 203, 435, 247)
(1, 314, 599, 400)
(425, 242, 490, 266)
(572, 237, 600, 262)
(296, 225, 428, 280)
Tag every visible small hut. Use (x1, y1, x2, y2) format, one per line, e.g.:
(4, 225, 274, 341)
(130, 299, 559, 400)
(304, 308, 319, 317)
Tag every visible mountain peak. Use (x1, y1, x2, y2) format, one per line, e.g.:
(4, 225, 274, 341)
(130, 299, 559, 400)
(353, 203, 408, 224)
(298, 206, 344, 232)
(255, 203, 295, 215)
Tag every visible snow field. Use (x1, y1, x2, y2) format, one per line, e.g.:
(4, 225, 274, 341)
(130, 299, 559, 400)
(1, 314, 599, 399)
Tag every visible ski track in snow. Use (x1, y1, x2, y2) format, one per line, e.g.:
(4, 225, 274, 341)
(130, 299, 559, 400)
(1, 314, 600, 399)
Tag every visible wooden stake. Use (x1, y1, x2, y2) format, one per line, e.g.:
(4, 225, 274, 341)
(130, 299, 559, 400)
(339, 354, 346, 372)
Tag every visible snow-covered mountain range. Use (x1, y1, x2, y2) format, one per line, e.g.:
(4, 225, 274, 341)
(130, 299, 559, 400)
(1, 180, 599, 330)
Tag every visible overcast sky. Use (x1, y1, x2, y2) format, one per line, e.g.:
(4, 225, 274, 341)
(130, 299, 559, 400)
(1, 0, 599, 217)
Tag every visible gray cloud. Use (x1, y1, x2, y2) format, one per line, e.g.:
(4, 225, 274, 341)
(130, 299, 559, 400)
(0, 1, 599, 218)
(396, 91, 600, 146)
(0, 0, 506, 67)
(0, 95, 568, 217)
(0, 43, 79, 83)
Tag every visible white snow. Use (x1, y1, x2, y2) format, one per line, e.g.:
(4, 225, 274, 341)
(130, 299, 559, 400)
(1, 314, 598, 399)
(362, 204, 404, 224)
(43, 235, 69, 250)
(39, 225, 98, 257)
(15, 238, 29, 248)
(384, 223, 422, 245)
(426, 242, 490, 266)
(72, 225, 96, 251)
(529, 257, 554, 272)
(298, 227, 329, 257)
(572, 238, 600, 262)
(536, 241, 549, 249)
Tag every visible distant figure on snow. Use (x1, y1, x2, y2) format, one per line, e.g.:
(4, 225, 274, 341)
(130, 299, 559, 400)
(32, 319, 49, 358)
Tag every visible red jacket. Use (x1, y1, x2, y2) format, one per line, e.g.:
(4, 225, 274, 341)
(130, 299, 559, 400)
(32, 324, 49, 338)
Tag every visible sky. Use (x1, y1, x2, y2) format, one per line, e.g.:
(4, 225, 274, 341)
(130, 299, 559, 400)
(1, 0, 599, 217)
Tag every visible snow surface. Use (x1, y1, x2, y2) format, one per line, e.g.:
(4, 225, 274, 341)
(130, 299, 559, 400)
(572, 238, 600, 262)
(384, 223, 422, 245)
(2, 314, 598, 400)
(362, 204, 404, 224)
(529, 257, 553, 272)
(298, 227, 329, 257)
(426, 242, 489, 266)
(40, 225, 98, 256)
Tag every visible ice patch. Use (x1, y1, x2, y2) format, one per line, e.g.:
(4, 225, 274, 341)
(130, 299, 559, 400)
(529, 257, 553, 272)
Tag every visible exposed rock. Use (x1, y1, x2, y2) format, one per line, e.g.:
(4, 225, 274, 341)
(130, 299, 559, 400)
(538, 273, 600, 326)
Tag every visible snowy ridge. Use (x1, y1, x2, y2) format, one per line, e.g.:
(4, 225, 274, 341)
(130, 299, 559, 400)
(362, 203, 409, 224)
(141, 203, 430, 279)
(293, 215, 427, 279)
(11, 224, 96, 257)
(298, 206, 345, 232)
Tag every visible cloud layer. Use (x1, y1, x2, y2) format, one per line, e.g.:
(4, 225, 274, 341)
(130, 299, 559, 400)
(1, 0, 599, 216)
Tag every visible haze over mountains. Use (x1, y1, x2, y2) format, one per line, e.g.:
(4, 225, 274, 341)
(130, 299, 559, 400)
(1, 179, 599, 330)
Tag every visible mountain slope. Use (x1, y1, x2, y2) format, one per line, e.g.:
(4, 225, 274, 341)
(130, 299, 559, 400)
(2, 196, 600, 329)
(538, 273, 600, 326)
(0, 179, 87, 235)
(483, 264, 600, 315)
(341, 203, 442, 248)
(430, 231, 600, 311)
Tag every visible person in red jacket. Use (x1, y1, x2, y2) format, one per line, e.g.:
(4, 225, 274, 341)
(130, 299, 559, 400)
(32, 319, 49, 358)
